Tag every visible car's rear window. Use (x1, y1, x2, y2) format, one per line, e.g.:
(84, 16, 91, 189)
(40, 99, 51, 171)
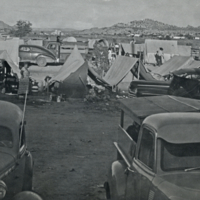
(0, 126, 13, 148)
(161, 139, 200, 171)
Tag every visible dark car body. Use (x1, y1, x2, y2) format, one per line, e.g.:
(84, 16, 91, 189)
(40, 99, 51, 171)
(105, 97, 200, 200)
(0, 101, 33, 200)
(129, 68, 200, 99)
(129, 79, 170, 97)
(45, 41, 89, 63)
(19, 44, 57, 67)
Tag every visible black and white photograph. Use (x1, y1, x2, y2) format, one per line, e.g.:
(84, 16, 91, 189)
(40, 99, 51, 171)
(0, 0, 200, 199)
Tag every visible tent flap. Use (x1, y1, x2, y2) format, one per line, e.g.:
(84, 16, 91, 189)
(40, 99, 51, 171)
(50, 45, 85, 83)
(0, 50, 21, 77)
(150, 56, 193, 76)
(103, 56, 138, 86)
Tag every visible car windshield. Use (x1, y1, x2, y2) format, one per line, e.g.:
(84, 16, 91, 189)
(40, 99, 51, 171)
(0, 126, 13, 148)
(161, 139, 200, 171)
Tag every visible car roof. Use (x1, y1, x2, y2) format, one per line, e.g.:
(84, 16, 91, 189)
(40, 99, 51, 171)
(0, 101, 23, 130)
(119, 96, 200, 124)
(19, 44, 56, 58)
(144, 112, 200, 143)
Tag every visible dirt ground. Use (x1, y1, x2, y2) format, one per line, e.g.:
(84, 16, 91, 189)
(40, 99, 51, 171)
(4, 94, 122, 200)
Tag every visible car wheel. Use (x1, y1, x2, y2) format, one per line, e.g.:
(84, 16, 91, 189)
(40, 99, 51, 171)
(22, 153, 33, 191)
(22, 167, 33, 191)
(36, 57, 47, 67)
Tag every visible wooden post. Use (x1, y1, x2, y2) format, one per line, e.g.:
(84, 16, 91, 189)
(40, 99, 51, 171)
(120, 110, 124, 128)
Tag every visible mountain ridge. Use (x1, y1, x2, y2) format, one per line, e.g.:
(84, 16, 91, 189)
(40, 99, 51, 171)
(1, 19, 200, 34)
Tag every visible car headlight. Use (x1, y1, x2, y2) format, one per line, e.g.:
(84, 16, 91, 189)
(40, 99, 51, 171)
(0, 180, 7, 199)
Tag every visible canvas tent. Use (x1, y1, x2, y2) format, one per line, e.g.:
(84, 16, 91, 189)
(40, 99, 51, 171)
(49, 45, 88, 98)
(103, 56, 138, 88)
(137, 61, 156, 81)
(29, 65, 62, 82)
(0, 38, 23, 67)
(121, 43, 133, 54)
(0, 50, 21, 77)
(88, 39, 97, 49)
(132, 43, 144, 55)
(144, 39, 178, 64)
(186, 60, 200, 69)
(177, 45, 191, 56)
(150, 56, 193, 76)
(88, 62, 110, 88)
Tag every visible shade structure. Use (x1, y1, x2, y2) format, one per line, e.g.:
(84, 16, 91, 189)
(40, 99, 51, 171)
(49, 45, 88, 98)
(151, 56, 193, 76)
(0, 50, 21, 77)
(103, 56, 138, 87)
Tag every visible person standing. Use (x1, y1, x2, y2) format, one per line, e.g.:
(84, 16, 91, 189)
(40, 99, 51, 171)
(158, 47, 164, 66)
(155, 51, 159, 66)
(18, 63, 30, 96)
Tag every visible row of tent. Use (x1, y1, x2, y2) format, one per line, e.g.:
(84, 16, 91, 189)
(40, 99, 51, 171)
(89, 55, 200, 90)
(31, 44, 199, 97)
(120, 39, 192, 64)
(1, 37, 200, 97)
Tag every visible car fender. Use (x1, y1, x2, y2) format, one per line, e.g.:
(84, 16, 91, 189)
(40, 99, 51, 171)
(109, 160, 127, 198)
(22, 151, 33, 190)
(36, 54, 56, 62)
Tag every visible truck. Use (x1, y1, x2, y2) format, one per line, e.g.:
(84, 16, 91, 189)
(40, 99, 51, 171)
(45, 41, 89, 63)
(0, 101, 34, 200)
(105, 95, 200, 200)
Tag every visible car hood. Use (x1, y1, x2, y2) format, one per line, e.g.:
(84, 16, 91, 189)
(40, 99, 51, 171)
(0, 152, 15, 174)
(162, 173, 200, 190)
(156, 173, 200, 199)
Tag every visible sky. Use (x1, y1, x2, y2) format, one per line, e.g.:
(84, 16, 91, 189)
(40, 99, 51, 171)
(0, 0, 200, 29)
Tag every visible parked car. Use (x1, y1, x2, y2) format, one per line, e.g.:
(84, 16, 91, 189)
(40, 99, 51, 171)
(19, 44, 57, 67)
(129, 68, 200, 99)
(105, 96, 200, 200)
(45, 41, 89, 63)
(0, 180, 42, 200)
(0, 101, 33, 200)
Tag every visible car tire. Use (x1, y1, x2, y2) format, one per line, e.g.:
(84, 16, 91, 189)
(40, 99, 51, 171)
(22, 152, 33, 191)
(36, 57, 47, 67)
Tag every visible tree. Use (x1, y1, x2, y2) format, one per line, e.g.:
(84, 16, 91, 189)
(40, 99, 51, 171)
(10, 20, 32, 37)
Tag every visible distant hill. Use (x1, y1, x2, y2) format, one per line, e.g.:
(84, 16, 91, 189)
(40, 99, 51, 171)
(76, 19, 200, 35)
(0, 21, 12, 30)
(32, 28, 76, 32)
(2, 19, 200, 36)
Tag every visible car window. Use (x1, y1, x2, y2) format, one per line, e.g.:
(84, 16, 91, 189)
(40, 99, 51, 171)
(20, 47, 30, 52)
(161, 140, 200, 171)
(0, 126, 13, 148)
(48, 44, 56, 49)
(138, 128, 154, 169)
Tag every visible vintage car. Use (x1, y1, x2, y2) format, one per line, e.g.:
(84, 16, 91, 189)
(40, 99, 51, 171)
(19, 44, 57, 67)
(105, 96, 200, 200)
(129, 68, 200, 99)
(0, 180, 42, 200)
(0, 101, 33, 200)
(45, 41, 89, 63)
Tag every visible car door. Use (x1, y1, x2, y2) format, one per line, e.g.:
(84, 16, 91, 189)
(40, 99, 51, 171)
(47, 43, 58, 56)
(2, 126, 26, 198)
(125, 126, 155, 200)
(19, 46, 31, 61)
